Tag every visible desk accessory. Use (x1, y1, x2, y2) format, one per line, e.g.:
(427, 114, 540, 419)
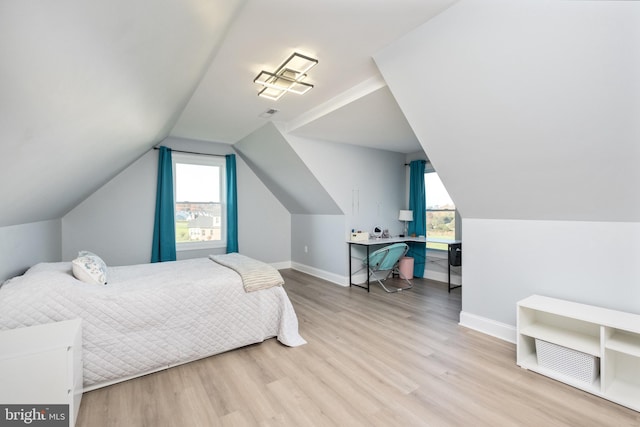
(398, 210, 413, 237)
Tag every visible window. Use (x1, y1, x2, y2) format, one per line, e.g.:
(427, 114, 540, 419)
(172, 153, 226, 250)
(425, 172, 455, 250)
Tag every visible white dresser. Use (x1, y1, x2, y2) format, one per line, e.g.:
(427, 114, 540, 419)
(0, 319, 83, 426)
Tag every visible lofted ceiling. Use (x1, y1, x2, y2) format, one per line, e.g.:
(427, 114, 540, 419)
(170, 0, 457, 151)
(0, 0, 246, 227)
(0, 0, 454, 228)
(375, 0, 640, 222)
(287, 85, 422, 154)
(2, 0, 635, 230)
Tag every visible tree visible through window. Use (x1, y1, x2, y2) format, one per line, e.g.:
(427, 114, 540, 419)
(173, 153, 226, 250)
(425, 172, 455, 250)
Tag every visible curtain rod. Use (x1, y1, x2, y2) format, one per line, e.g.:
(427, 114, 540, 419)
(153, 146, 226, 158)
(404, 160, 427, 166)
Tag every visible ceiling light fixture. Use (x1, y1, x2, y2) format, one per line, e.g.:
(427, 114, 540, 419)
(254, 52, 318, 101)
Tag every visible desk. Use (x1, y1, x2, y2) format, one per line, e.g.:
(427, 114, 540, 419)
(347, 236, 426, 292)
(430, 239, 462, 293)
(347, 237, 461, 292)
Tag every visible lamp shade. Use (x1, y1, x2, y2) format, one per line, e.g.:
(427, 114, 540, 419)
(398, 210, 413, 221)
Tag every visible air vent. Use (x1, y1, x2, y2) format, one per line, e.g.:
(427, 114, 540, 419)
(259, 108, 279, 119)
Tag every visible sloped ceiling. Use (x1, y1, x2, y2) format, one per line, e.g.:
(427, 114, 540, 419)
(170, 0, 456, 145)
(375, 0, 640, 222)
(234, 123, 342, 215)
(4, 0, 637, 230)
(0, 0, 245, 227)
(288, 85, 421, 154)
(0, 0, 455, 228)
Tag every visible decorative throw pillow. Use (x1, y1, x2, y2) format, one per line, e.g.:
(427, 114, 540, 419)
(72, 252, 108, 285)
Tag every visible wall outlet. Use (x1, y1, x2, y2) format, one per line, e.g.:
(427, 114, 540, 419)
(304, 245, 308, 253)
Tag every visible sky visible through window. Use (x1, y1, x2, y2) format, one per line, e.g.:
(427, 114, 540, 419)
(425, 172, 454, 209)
(176, 164, 219, 202)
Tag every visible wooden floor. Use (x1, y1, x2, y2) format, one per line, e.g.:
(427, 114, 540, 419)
(77, 270, 640, 426)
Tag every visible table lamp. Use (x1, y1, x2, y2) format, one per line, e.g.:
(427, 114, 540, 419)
(398, 210, 413, 237)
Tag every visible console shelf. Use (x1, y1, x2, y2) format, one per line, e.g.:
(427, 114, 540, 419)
(519, 323, 600, 356)
(517, 295, 640, 412)
(606, 331, 640, 357)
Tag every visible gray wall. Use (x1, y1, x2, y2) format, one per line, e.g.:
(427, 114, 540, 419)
(62, 137, 290, 266)
(61, 149, 157, 265)
(464, 219, 640, 324)
(3, 130, 399, 284)
(375, 0, 640, 330)
(286, 134, 406, 283)
(291, 214, 347, 283)
(236, 153, 291, 266)
(230, 123, 408, 284)
(0, 219, 62, 281)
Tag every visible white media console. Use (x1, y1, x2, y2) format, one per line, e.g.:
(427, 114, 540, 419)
(517, 295, 640, 412)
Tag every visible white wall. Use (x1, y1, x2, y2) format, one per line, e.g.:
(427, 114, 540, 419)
(62, 137, 291, 266)
(0, 219, 61, 281)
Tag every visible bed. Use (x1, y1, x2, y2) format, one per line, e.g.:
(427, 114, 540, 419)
(0, 253, 306, 391)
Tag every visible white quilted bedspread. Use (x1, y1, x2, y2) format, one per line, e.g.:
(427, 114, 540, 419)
(0, 258, 306, 388)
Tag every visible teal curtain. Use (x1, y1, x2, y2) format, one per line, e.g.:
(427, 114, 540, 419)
(225, 154, 238, 253)
(407, 160, 426, 277)
(151, 147, 176, 262)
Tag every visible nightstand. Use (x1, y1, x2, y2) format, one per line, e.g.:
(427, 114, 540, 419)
(0, 319, 83, 427)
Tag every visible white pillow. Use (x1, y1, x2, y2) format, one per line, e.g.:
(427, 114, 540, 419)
(72, 252, 108, 285)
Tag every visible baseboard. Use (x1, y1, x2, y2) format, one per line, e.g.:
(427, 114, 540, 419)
(459, 311, 516, 344)
(289, 261, 460, 290)
(290, 262, 348, 287)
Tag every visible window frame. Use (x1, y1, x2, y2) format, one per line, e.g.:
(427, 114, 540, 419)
(425, 171, 456, 251)
(172, 152, 227, 252)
